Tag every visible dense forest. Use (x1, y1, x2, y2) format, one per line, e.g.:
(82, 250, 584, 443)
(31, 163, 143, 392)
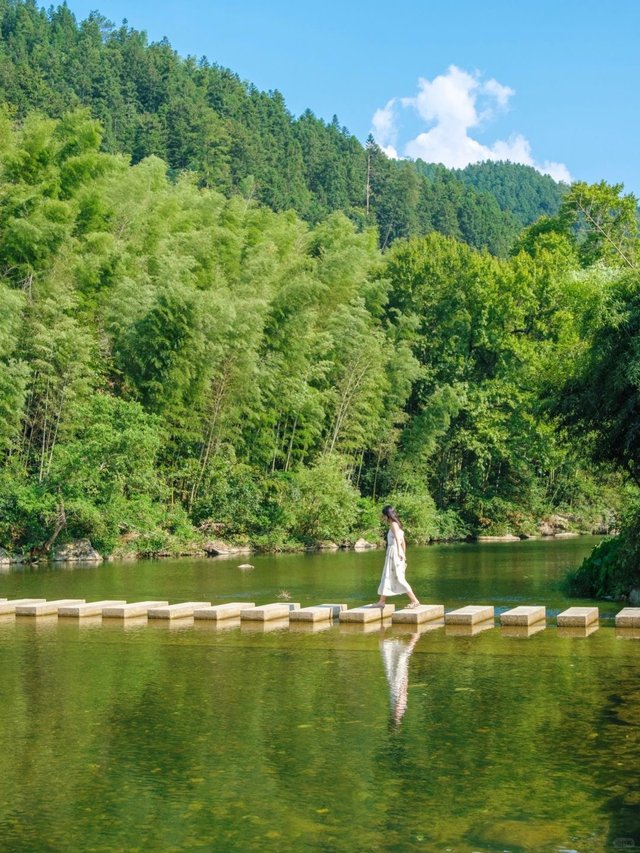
(0, 2, 638, 601)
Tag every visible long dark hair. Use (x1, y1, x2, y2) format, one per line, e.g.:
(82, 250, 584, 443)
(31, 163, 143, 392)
(382, 505, 403, 529)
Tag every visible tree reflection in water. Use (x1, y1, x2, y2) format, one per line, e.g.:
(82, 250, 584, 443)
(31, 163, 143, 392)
(380, 632, 421, 727)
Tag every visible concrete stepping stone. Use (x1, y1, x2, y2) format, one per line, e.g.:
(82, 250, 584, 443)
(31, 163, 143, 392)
(557, 606, 598, 627)
(0, 598, 46, 615)
(15, 599, 85, 616)
(148, 602, 211, 620)
(240, 603, 300, 622)
(500, 605, 546, 626)
(290, 603, 347, 623)
(193, 602, 255, 621)
(392, 604, 444, 624)
(445, 605, 494, 625)
(615, 607, 640, 628)
(445, 620, 495, 637)
(339, 603, 395, 623)
(58, 600, 127, 618)
(501, 622, 546, 639)
(102, 601, 168, 618)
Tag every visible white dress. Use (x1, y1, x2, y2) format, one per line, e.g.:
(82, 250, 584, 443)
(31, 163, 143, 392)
(377, 527, 412, 596)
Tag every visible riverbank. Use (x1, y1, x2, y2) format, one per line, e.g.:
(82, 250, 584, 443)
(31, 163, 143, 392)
(0, 520, 612, 567)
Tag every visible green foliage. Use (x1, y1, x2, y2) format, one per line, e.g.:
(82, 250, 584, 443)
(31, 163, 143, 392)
(555, 270, 640, 482)
(559, 181, 638, 268)
(0, 107, 623, 557)
(383, 488, 440, 544)
(284, 456, 361, 544)
(456, 161, 566, 227)
(565, 514, 640, 600)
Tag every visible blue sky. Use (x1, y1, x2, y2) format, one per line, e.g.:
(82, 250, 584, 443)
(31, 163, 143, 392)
(64, 0, 640, 193)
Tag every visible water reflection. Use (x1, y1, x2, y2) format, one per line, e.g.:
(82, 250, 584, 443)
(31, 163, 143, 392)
(380, 632, 421, 727)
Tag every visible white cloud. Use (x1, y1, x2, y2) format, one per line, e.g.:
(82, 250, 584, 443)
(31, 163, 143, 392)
(371, 65, 571, 182)
(371, 98, 400, 159)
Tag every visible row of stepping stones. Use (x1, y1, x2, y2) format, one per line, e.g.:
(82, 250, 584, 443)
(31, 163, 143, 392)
(0, 598, 638, 631)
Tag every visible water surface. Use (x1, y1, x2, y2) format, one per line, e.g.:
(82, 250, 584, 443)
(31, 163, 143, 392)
(0, 537, 638, 852)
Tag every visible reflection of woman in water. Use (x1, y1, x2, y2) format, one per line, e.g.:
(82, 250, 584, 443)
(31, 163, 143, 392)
(376, 505, 420, 608)
(380, 632, 421, 726)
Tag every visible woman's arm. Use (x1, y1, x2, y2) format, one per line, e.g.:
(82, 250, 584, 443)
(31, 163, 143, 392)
(391, 521, 406, 560)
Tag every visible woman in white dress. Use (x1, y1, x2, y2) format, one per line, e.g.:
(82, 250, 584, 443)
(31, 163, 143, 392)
(376, 505, 420, 608)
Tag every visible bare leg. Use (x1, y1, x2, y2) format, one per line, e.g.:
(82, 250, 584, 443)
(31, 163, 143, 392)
(376, 596, 386, 607)
(405, 584, 420, 608)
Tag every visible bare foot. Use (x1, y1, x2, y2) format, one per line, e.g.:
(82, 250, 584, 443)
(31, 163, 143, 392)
(406, 602, 421, 609)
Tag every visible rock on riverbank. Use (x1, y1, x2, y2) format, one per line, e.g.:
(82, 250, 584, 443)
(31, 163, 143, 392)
(53, 539, 103, 563)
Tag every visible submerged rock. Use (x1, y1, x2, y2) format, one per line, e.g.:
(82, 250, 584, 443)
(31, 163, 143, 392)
(53, 539, 103, 563)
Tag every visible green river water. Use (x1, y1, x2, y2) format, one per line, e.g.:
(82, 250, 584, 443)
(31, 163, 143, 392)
(0, 537, 638, 852)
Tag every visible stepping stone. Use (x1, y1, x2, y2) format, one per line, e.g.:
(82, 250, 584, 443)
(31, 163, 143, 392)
(615, 607, 640, 628)
(290, 603, 347, 623)
(193, 602, 255, 621)
(339, 603, 395, 623)
(148, 601, 211, 620)
(0, 598, 46, 615)
(557, 606, 598, 627)
(102, 601, 168, 618)
(58, 600, 127, 618)
(392, 604, 444, 624)
(501, 622, 546, 639)
(15, 599, 86, 616)
(445, 605, 494, 625)
(240, 603, 300, 622)
(500, 606, 546, 626)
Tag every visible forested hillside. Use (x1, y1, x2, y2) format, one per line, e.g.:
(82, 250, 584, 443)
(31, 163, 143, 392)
(0, 109, 630, 559)
(0, 0, 560, 255)
(456, 161, 565, 226)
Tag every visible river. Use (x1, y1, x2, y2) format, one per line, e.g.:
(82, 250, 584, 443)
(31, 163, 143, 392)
(0, 537, 637, 851)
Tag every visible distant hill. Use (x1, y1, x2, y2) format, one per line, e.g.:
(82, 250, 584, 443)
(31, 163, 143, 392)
(455, 161, 566, 226)
(0, 0, 564, 253)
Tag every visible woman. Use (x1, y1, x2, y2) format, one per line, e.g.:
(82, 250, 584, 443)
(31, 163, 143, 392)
(376, 505, 420, 608)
